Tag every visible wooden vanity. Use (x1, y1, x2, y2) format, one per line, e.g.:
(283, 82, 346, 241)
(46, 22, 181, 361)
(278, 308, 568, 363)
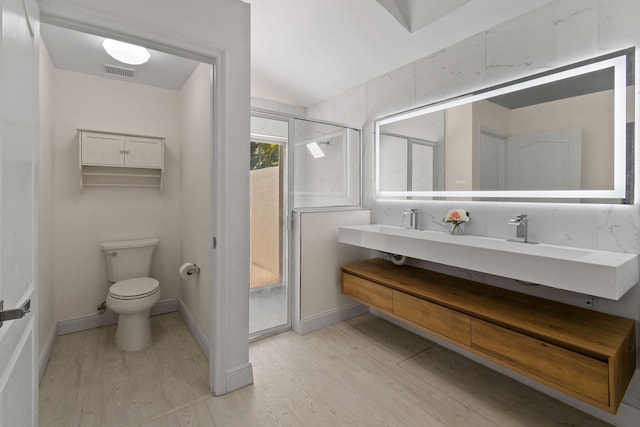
(341, 258, 636, 414)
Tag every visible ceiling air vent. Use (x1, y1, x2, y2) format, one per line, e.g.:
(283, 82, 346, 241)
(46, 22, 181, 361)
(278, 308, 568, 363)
(102, 63, 136, 78)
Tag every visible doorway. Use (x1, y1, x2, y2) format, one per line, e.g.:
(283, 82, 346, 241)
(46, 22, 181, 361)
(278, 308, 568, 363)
(249, 113, 290, 337)
(37, 20, 217, 412)
(35, 0, 253, 405)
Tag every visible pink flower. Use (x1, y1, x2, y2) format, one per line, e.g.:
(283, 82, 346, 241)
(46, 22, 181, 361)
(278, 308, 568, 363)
(444, 209, 470, 223)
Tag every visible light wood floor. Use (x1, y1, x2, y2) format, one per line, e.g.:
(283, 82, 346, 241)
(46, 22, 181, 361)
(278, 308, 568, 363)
(40, 312, 610, 427)
(39, 312, 210, 427)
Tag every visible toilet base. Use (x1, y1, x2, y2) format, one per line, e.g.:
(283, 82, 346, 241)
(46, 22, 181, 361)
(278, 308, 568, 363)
(115, 310, 153, 352)
(106, 283, 160, 352)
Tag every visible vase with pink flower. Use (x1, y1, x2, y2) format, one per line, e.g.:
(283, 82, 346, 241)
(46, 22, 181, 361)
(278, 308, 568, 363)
(443, 209, 470, 235)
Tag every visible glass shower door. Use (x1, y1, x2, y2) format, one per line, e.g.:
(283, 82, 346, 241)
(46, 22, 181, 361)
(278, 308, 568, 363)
(292, 119, 361, 208)
(249, 114, 289, 337)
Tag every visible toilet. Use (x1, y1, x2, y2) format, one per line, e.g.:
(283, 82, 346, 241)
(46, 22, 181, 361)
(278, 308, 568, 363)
(101, 238, 161, 352)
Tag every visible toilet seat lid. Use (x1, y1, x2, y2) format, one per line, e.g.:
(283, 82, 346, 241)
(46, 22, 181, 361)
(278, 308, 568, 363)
(109, 277, 159, 299)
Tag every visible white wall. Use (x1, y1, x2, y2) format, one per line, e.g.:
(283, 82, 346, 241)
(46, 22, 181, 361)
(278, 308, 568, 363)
(38, 42, 55, 353)
(250, 166, 281, 287)
(179, 63, 212, 341)
(293, 210, 371, 334)
(51, 68, 182, 321)
(251, 97, 306, 117)
(307, 0, 640, 421)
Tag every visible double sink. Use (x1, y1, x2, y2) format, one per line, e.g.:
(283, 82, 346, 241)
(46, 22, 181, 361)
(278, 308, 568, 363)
(338, 224, 638, 300)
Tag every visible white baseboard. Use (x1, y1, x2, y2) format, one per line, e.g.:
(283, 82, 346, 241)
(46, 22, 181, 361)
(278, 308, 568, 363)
(151, 299, 178, 316)
(297, 302, 369, 335)
(223, 362, 254, 395)
(177, 298, 209, 360)
(57, 298, 178, 336)
(39, 323, 58, 382)
(176, 299, 252, 394)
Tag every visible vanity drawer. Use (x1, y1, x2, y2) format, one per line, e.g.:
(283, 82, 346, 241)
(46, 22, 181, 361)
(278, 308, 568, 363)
(471, 318, 609, 405)
(393, 291, 471, 345)
(342, 273, 393, 312)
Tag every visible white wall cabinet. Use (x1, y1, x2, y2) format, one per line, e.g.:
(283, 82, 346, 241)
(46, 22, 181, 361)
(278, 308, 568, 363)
(78, 129, 164, 191)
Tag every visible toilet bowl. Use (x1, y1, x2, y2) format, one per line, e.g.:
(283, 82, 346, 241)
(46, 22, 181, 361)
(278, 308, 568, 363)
(101, 238, 160, 352)
(107, 277, 161, 351)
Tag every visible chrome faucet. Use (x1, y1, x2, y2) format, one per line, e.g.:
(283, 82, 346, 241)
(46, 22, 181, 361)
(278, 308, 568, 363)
(508, 214, 535, 243)
(402, 208, 418, 229)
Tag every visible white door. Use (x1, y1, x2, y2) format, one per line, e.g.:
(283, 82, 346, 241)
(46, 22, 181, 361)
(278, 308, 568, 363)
(0, 0, 39, 426)
(506, 128, 582, 191)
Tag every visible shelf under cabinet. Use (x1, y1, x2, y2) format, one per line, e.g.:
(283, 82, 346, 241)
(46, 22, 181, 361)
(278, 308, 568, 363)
(340, 258, 636, 414)
(80, 166, 163, 192)
(82, 172, 161, 178)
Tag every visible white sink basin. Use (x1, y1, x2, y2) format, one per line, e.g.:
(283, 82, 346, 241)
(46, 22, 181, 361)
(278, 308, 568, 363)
(339, 224, 638, 300)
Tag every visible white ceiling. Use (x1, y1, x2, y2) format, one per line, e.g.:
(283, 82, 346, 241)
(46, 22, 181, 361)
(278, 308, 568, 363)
(40, 0, 552, 106)
(375, 0, 472, 33)
(246, 0, 551, 107)
(40, 23, 200, 91)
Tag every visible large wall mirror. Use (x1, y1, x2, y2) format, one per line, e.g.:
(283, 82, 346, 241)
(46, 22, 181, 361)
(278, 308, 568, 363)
(375, 49, 635, 203)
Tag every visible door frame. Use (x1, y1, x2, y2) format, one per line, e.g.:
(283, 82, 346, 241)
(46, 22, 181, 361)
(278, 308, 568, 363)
(38, 2, 252, 396)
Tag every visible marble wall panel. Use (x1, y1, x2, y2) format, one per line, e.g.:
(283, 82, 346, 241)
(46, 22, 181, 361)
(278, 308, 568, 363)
(415, 33, 486, 106)
(366, 63, 416, 119)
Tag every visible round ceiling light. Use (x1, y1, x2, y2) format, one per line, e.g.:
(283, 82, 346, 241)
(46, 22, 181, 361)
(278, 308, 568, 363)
(102, 39, 150, 65)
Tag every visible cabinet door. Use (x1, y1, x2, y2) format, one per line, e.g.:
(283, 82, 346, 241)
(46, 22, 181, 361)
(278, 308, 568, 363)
(81, 132, 124, 166)
(125, 136, 163, 168)
(342, 272, 393, 312)
(393, 291, 471, 345)
(471, 318, 609, 406)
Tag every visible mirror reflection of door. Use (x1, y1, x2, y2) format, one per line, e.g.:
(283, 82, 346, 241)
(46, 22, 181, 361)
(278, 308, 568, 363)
(506, 128, 582, 190)
(478, 130, 507, 190)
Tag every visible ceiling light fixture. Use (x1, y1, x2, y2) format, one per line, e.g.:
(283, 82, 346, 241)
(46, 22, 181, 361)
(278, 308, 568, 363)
(306, 141, 325, 159)
(102, 39, 150, 65)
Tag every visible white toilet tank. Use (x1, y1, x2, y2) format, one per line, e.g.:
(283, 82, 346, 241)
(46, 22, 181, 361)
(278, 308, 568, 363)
(101, 238, 159, 282)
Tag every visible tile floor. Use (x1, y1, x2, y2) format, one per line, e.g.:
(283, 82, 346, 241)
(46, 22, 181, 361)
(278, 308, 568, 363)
(40, 312, 610, 427)
(249, 283, 287, 335)
(39, 312, 209, 426)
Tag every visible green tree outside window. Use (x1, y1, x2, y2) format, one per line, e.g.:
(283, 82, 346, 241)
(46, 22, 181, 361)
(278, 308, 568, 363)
(250, 142, 280, 170)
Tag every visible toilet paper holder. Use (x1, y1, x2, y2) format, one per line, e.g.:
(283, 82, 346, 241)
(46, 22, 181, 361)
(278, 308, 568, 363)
(185, 264, 200, 276)
(179, 262, 201, 280)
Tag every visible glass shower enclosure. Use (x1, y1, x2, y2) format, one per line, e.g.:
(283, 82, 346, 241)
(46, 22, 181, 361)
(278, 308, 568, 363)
(249, 112, 361, 339)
